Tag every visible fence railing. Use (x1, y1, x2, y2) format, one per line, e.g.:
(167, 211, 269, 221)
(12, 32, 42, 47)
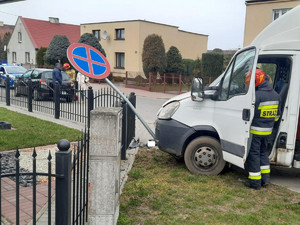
(0, 136, 89, 225)
(0, 75, 136, 159)
(0, 147, 55, 225)
(72, 131, 89, 224)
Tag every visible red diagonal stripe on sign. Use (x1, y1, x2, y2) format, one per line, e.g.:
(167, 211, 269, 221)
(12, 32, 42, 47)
(71, 54, 106, 67)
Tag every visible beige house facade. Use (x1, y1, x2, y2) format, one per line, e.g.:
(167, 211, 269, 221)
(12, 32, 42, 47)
(81, 20, 208, 78)
(244, 0, 300, 47)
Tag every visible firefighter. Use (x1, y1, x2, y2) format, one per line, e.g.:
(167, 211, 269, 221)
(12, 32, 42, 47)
(244, 69, 280, 190)
(63, 63, 76, 82)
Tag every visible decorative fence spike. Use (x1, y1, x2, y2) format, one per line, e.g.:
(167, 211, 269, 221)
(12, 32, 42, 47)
(32, 147, 37, 158)
(15, 148, 20, 159)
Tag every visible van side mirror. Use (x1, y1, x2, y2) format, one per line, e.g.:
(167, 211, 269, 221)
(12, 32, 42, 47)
(191, 78, 204, 102)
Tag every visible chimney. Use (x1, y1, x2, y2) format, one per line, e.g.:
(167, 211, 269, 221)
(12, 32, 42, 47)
(0, 21, 4, 27)
(49, 17, 59, 24)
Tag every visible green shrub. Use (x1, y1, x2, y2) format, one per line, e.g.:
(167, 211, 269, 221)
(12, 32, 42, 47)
(193, 58, 202, 77)
(78, 33, 106, 56)
(36, 47, 47, 66)
(202, 53, 224, 80)
(166, 46, 184, 74)
(142, 34, 166, 78)
(182, 59, 195, 76)
(46, 35, 70, 65)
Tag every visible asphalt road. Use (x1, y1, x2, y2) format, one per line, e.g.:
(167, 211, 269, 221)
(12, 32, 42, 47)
(136, 95, 166, 122)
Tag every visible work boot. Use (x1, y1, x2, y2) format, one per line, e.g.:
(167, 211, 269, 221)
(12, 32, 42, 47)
(244, 180, 261, 190)
(261, 174, 270, 187)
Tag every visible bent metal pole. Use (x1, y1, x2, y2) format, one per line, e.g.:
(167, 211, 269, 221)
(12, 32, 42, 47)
(105, 78, 156, 140)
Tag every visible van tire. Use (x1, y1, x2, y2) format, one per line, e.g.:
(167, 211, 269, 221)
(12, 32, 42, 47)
(184, 136, 225, 175)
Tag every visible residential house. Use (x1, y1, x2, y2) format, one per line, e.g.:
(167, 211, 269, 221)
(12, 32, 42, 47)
(7, 17, 80, 67)
(0, 21, 14, 39)
(0, 21, 14, 63)
(244, 0, 300, 46)
(81, 20, 208, 78)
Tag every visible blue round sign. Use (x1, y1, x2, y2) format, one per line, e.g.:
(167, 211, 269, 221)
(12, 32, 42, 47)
(67, 43, 111, 79)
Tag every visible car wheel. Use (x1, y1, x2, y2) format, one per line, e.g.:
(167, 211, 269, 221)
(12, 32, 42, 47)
(14, 86, 20, 97)
(33, 89, 42, 101)
(184, 136, 225, 175)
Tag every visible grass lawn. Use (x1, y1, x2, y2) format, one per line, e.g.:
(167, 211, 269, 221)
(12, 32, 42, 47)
(0, 107, 81, 151)
(118, 148, 300, 225)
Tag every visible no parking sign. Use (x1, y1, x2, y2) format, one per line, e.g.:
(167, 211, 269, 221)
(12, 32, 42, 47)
(67, 43, 110, 79)
(66, 42, 156, 139)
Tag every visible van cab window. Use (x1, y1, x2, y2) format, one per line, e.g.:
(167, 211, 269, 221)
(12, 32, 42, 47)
(257, 63, 277, 84)
(219, 48, 256, 100)
(219, 63, 233, 100)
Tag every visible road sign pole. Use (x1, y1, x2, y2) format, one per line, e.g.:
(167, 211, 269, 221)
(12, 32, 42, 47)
(67, 43, 156, 140)
(105, 78, 156, 140)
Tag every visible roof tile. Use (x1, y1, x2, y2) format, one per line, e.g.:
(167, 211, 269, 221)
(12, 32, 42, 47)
(21, 17, 80, 49)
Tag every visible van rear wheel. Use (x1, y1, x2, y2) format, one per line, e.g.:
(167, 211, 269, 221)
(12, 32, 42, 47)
(184, 136, 225, 175)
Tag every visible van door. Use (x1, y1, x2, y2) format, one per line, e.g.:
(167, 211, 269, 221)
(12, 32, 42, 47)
(213, 48, 257, 168)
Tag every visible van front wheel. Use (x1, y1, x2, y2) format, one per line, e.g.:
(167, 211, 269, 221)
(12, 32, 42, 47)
(184, 137, 225, 175)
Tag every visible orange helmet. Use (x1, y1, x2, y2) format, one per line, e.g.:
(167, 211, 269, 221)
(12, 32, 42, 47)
(63, 63, 70, 69)
(245, 69, 265, 87)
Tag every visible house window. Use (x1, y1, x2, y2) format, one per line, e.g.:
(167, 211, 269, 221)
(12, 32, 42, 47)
(25, 52, 30, 63)
(93, 30, 101, 40)
(273, 8, 291, 21)
(18, 32, 22, 43)
(12, 52, 17, 62)
(116, 29, 125, 40)
(115, 53, 125, 69)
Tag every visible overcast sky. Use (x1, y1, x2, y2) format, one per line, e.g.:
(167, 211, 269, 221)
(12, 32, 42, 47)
(0, 0, 246, 50)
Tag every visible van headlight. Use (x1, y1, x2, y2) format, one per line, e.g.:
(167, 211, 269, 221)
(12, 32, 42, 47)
(158, 101, 180, 120)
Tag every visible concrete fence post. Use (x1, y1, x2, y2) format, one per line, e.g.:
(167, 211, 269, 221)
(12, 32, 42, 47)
(89, 108, 122, 225)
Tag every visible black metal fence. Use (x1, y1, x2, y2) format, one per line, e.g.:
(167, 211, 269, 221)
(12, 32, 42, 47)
(0, 136, 89, 225)
(0, 75, 136, 159)
(72, 130, 89, 224)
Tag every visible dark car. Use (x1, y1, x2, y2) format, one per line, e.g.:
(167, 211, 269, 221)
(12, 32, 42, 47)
(14, 68, 75, 101)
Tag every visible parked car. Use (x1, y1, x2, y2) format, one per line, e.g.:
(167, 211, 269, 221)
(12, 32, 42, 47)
(0, 64, 27, 87)
(14, 68, 75, 102)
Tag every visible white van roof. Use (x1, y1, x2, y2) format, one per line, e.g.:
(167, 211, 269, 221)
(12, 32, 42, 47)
(251, 4, 300, 51)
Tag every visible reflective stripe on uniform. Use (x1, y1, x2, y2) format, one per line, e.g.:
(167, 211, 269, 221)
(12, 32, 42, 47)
(258, 101, 279, 109)
(249, 172, 261, 180)
(261, 169, 270, 174)
(261, 166, 270, 174)
(258, 101, 279, 119)
(250, 126, 272, 135)
(258, 105, 278, 110)
(260, 165, 270, 170)
(275, 115, 280, 121)
(249, 175, 262, 180)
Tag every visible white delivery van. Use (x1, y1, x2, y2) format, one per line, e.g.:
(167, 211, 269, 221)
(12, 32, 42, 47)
(155, 5, 300, 175)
